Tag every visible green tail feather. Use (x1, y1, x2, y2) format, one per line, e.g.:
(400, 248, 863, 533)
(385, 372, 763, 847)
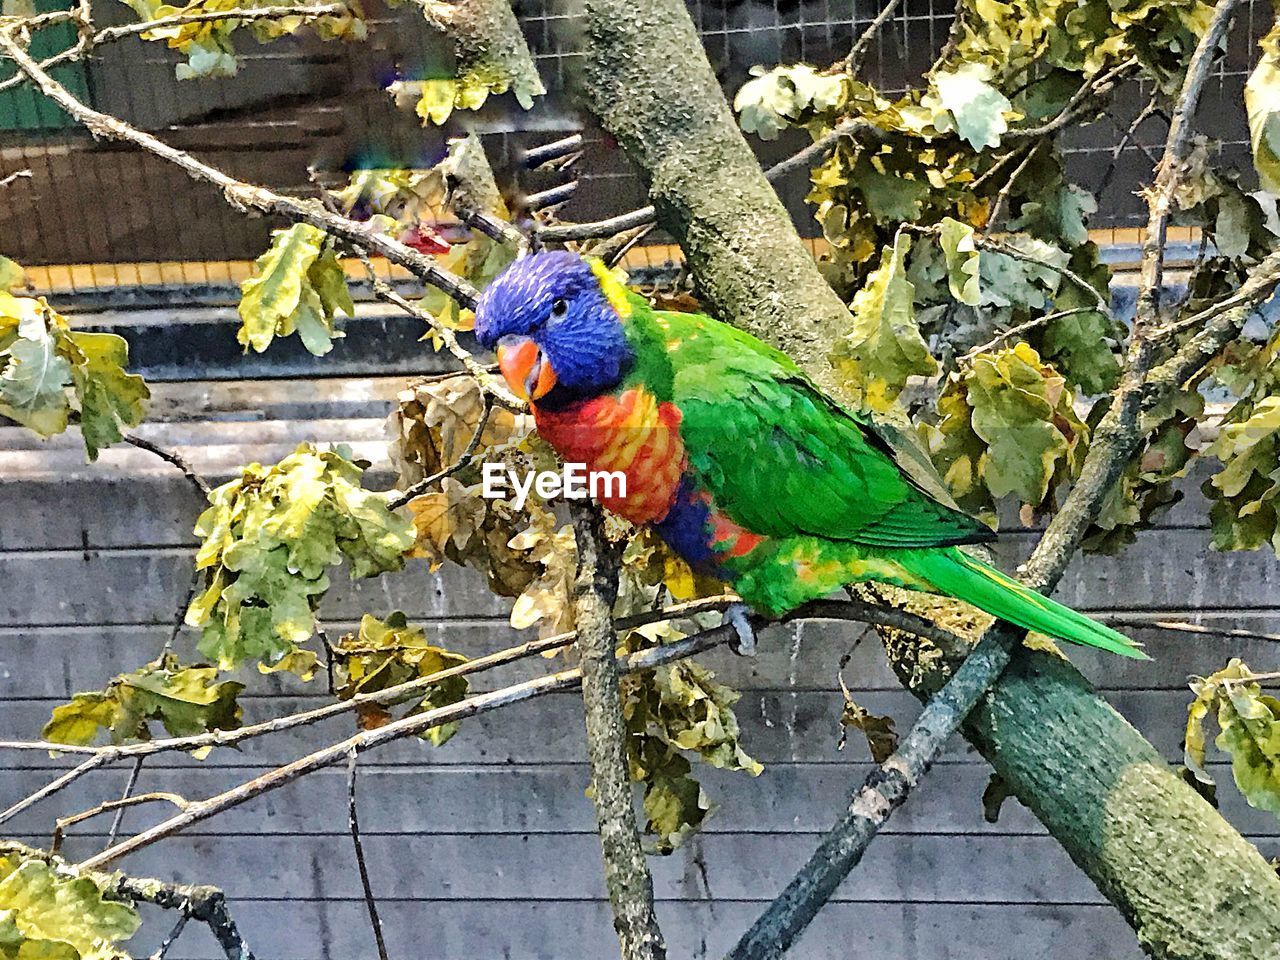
(900, 548, 1149, 660)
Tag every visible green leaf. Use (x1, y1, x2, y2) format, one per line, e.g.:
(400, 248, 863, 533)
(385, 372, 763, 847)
(1203, 396, 1280, 556)
(0, 859, 139, 960)
(42, 653, 243, 749)
(0, 303, 71, 436)
(1009, 182, 1096, 247)
(0, 257, 25, 292)
(931, 60, 1013, 150)
(964, 343, 1087, 506)
(938, 217, 981, 306)
(187, 444, 414, 671)
(334, 612, 469, 744)
(1246, 22, 1280, 194)
(979, 237, 1069, 310)
(850, 154, 931, 223)
(238, 225, 351, 356)
(67, 332, 149, 460)
(1182, 659, 1280, 816)
(415, 78, 458, 125)
(733, 64, 845, 140)
(834, 232, 938, 410)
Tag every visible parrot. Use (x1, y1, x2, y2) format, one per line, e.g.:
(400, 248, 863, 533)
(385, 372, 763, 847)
(472, 251, 1145, 660)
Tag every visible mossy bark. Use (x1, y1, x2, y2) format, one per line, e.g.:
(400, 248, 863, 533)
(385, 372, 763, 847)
(572, 0, 1280, 955)
(573, 0, 852, 396)
(962, 649, 1280, 959)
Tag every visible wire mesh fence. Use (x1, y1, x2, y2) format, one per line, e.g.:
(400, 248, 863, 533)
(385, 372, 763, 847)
(0, 0, 1270, 299)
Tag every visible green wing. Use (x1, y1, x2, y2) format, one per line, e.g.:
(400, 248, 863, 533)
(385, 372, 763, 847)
(652, 307, 992, 549)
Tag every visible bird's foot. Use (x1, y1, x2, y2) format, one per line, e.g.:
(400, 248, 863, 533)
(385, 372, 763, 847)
(722, 602, 757, 657)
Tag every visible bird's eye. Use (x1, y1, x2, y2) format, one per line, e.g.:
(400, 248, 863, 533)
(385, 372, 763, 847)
(550, 297, 568, 319)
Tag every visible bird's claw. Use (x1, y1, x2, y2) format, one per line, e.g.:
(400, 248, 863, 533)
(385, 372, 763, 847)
(722, 602, 757, 657)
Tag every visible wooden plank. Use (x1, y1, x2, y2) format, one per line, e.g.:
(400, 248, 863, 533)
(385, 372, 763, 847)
(1, 526, 1275, 630)
(118, 899, 1146, 960)
(46, 831, 1125, 905)
(2, 760, 1273, 840)
(0, 688, 1241, 771)
(0, 551, 512, 626)
(1, 610, 1269, 701)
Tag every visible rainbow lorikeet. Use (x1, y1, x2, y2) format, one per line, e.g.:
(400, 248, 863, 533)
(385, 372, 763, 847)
(473, 252, 1144, 659)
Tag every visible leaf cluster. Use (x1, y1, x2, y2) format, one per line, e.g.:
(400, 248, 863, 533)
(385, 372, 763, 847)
(921, 342, 1088, 523)
(0, 282, 148, 459)
(1185, 658, 1280, 817)
(186, 443, 414, 672)
(42, 653, 243, 753)
(238, 224, 354, 357)
(0, 855, 139, 960)
(120, 0, 366, 80)
(333, 612, 470, 745)
(621, 629, 762, 853)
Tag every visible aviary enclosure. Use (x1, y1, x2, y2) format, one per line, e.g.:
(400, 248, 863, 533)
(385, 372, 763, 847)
(1, 0, 1279, 957)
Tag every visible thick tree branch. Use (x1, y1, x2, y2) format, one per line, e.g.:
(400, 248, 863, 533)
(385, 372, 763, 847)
(570, 502, 666, 960)
(573, 0, 856, 394)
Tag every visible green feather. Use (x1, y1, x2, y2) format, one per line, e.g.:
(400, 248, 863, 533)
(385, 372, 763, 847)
(616, 292, 1143, 659)
(897, 549, 1148, 659)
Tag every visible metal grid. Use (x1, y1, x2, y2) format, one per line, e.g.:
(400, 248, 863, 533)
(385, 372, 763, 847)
(0, 0, 1271, 297)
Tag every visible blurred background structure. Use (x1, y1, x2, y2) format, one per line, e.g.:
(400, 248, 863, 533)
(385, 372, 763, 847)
(0, 0, 1273, 299)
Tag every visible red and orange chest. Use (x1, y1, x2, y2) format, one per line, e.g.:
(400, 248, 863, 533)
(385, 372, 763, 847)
(533, 387, 686, 525)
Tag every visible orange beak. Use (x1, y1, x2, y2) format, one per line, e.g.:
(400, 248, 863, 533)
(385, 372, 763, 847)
(497, 337, 558, 402)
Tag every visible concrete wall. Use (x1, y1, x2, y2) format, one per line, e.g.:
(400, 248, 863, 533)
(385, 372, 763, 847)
(0, 372, 1277, 959)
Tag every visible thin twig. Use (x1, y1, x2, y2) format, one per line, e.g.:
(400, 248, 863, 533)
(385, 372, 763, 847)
(521, 134, 584, 169)
(122, 434, 212, 497)
(960, 307, 1098, 363)
(94, 3, 349, 42)
(1095, 91, 1162, 203)
(844, 0, 903, 77)
(387, 395, 493, 510)
(538, 206, 659, 244)
(149, 910, 190, 960)
(1004, 58, 1140, 141)
(1102, 618, 1280, 646)
(52, 791, 188, 855)
(0, 755, 110, 827)
(0, 169, 32, 188)
(61, 601, 952, 870)
(347, 750, 390, 960)
(0, 4, 348, 95)
(541, 119, 879, 245)
(78, 617, 745, 869)
(104, 756, 145, 850)
(524, 181, 578, 212)
(983, 142, 1041, 236)
(360, 260, 522, 409)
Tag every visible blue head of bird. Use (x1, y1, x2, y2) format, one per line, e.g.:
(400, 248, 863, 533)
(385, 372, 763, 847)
(473, 252, 633, 406)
